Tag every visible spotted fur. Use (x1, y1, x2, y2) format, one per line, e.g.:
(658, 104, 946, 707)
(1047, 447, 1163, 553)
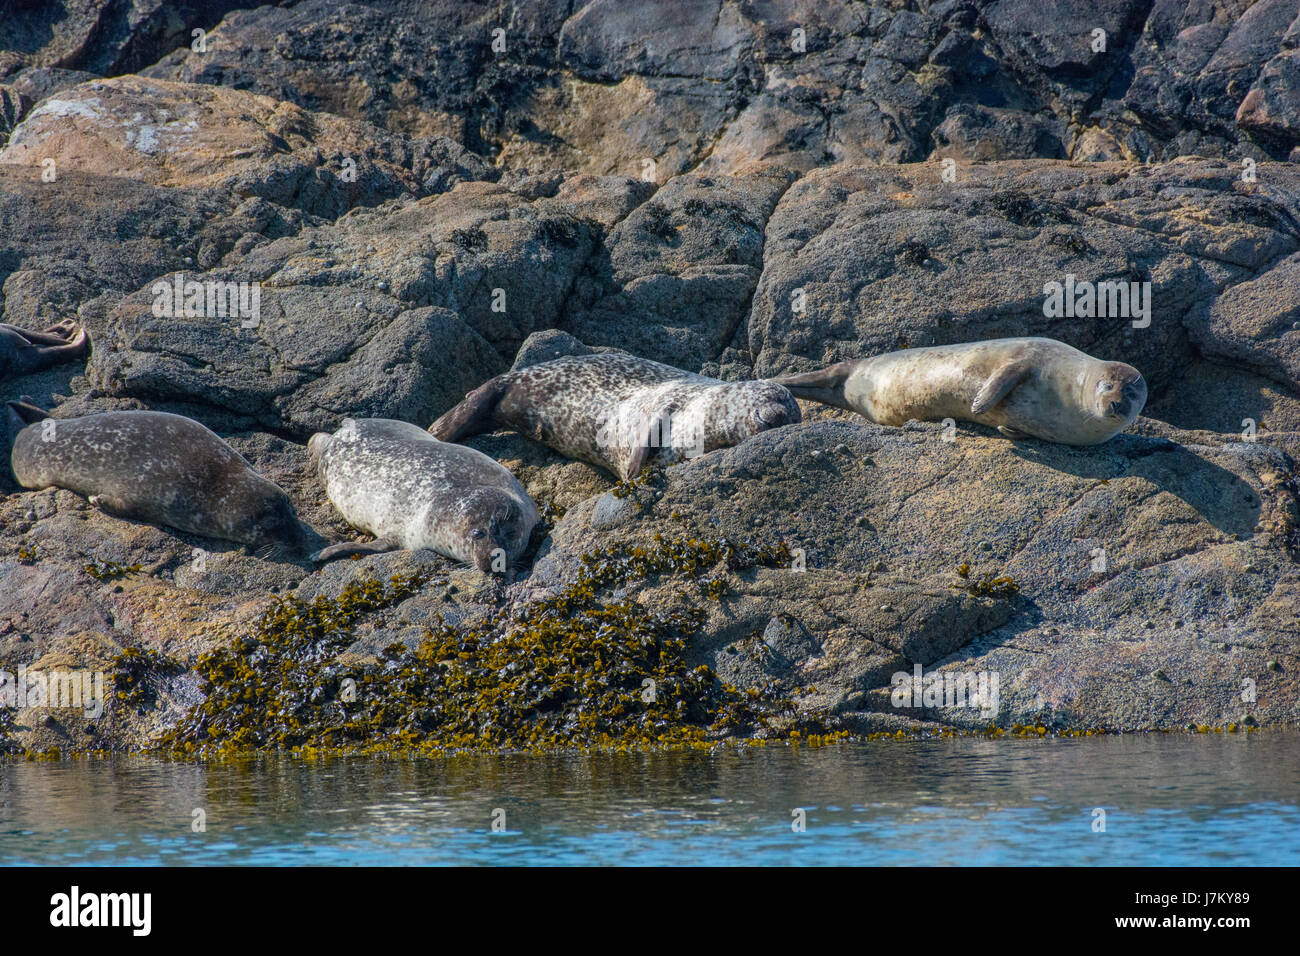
(310, 418, 538, 570)
(429, 353, 802, 479)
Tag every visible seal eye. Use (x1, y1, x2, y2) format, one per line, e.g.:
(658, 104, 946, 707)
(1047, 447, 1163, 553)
(470, 528, 486, 539)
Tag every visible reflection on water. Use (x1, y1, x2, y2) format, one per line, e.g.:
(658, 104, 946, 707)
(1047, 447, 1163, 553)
(1, 735, 1297, 865)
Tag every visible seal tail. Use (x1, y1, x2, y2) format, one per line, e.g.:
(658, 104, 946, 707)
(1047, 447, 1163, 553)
(48, 324, 90, 360)
(4, 398, 49, 486)
(429, 377, 507, 442)
(770, 361, 856, 410)
(23, 325, 90, 369)
(6, 397, 49, 429)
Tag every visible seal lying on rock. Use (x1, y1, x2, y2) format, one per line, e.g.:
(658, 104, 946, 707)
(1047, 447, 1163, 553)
(6, 402, 308, 553)
(0, 320, 90, 380)
(774, 337, 1146, 445)
(309, 417, 539, 570)
(429, 353, 802, 480)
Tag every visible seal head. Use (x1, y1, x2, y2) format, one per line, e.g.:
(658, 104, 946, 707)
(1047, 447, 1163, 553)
(457, 487, 534, 572)
(1091, 361, 1147, 429)
(689, 380, 802, 450)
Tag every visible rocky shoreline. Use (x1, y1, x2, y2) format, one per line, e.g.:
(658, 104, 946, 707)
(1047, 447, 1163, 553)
(1, 1, 1298, 753)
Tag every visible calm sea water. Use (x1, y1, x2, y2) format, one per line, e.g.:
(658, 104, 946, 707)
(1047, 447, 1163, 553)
(1, 735, 1297, 865)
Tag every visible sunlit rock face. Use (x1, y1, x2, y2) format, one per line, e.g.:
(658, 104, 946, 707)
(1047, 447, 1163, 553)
(1, 1, 1299, 752)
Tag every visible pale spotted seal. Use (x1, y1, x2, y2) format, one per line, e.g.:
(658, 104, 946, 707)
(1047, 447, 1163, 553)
(429, 353, 802, 479)
(6, 402, 308, 553)
(0, 320, 90, 380)
(309, 417, 539, 570)
(773, 337, 1146, 445)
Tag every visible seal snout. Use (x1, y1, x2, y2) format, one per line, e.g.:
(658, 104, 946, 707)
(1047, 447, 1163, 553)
(1110, 375, 1147, 419)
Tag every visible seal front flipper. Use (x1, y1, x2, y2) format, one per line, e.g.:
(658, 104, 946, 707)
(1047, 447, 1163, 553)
(429, 377, 509, 442)
(997, 425, 1028, 439)
(970, 362, 1030, 416)
(616, 442, 653, 482)
(88, 492, 147, 522)
(310, 537, 400, 564)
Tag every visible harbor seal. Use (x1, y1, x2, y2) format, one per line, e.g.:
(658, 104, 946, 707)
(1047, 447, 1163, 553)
(773, 337, 1146, 445)
(429, 353, 802, 480)
(0, 320, 90, 380)
(309, 417, 539, 570)
(6, 402, 308, 554)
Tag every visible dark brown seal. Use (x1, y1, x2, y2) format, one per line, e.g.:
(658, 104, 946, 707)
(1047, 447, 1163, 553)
(0, 320, 90, 380)
(7, 402, 308, 554)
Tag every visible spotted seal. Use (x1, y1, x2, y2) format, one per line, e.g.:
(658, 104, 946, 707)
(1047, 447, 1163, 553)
(0, 320, 90, 380)
(773, 337, 1146, 445)
(308, 417, 539, 570)
(6, 402, 308, 553)
(429, 353, 802, 479)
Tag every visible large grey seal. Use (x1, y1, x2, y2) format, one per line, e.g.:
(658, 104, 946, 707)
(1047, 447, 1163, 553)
(429, 353, 802, 480)
(0, 320, 90, 380)
(309, 417, 539, 570)
(6, 402, 308, 554)
(773, 337, 1146, 445)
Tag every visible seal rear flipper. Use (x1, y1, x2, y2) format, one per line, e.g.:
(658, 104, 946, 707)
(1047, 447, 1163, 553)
(428, 377, 508, 442)
(6, 399, 49, 452)
(771, 361, 855, 409)
(311, 537, 400, 564)
(970, 362, 1030, 416)
(40, 324, 89, 359)
(18, 323, 86, 348)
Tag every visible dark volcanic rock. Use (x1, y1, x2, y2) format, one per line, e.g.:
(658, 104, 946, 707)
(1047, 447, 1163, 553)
(742, 159, 1300, 428)
(1, 1, 1299, 751)
(0, 2, 272, 78)
(535, 420, 1300, 730)
(83, 178, 614, 434)
(562, 169, 794, 370)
